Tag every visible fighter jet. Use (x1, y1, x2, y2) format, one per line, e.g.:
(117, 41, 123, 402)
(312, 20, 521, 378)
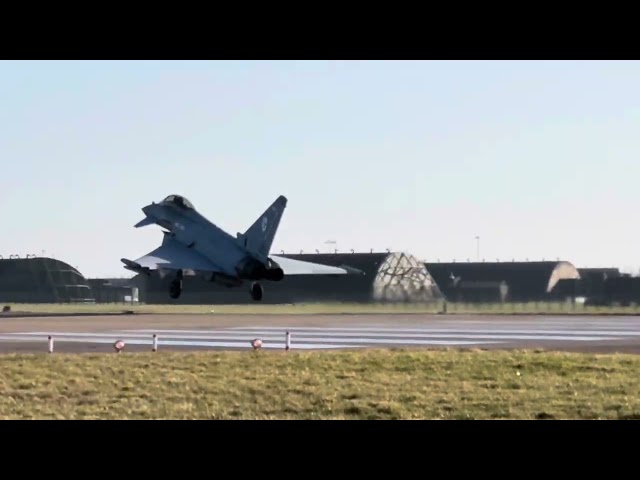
(121, 194, 361, 301)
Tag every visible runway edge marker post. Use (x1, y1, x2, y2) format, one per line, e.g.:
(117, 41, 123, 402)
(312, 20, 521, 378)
(152, 334, 158, 352)
(48, 335, 53, 354)
(285, 331, 290, 351)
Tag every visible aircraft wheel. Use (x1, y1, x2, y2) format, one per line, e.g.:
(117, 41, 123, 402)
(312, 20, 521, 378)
(250, 282, 263, 301)
(169, 279, 182, 299)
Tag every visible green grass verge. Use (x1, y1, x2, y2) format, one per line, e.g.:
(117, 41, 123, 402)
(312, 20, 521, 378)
(3, 301, 640, 315)
(1, 348, 640, 419)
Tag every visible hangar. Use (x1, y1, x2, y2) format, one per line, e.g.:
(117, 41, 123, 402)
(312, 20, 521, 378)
(423, 260, 581, 303)
(0, 255, 94, 303)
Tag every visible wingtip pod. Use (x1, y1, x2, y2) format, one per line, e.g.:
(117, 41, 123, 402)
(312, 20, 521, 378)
(121, 258, 152, 276)
(121, 258, 138, 269)
(339, 265, 366, 275)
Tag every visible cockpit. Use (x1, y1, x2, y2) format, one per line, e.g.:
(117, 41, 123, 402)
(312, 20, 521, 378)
(160, 194, 195, 210)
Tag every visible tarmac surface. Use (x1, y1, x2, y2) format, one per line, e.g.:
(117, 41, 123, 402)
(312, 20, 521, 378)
(1, 313, 640, 354)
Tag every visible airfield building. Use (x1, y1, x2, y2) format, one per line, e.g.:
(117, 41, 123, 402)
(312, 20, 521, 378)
(0, 256, 94, 303)
(87, 278, 139, 304)
(4, 254, 640, 307)
(423, 260, 582, 303)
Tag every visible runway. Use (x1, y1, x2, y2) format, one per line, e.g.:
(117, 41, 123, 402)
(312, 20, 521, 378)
(1, 313, 640, 354)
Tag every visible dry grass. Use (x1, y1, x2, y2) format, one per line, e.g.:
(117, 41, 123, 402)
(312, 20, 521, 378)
(4, 301, 640, 316)
(1, 348, 640, 419)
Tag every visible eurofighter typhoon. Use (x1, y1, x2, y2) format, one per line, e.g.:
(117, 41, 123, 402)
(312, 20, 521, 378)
(121, 194, 360, 301)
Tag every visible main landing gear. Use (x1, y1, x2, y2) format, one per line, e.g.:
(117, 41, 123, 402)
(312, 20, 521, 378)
(169, 270, 183, 299)
(168, 271, 262, 301)
(250, 282, 263, 301)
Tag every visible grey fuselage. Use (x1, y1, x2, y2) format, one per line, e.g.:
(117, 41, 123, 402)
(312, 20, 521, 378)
(142, 201, 274, 282)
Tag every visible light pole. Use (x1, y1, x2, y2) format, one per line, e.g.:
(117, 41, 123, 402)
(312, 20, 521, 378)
(325, 240, 336, 253)
(475, 236, 480, 261)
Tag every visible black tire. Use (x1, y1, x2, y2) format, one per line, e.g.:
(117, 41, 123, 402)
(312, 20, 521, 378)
(250, 282, 263, 301)
(169, 279, 182, 299)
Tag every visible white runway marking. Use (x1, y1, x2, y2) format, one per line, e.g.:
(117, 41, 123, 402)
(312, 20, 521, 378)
(0, 333, 493, 349)
(13, 329, 608, 345)
(0, 334, 356, 350)
(1, 317, 640, 350)
(128, 327, 640, 338)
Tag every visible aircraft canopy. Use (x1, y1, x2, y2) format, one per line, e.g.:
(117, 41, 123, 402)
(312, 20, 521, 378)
(161, 194, 195, 210)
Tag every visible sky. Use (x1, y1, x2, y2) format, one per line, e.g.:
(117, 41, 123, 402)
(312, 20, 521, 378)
(1, 60, 640, 278)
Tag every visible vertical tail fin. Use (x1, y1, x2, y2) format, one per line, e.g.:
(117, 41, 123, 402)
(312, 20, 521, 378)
(240, 195, 287, 257)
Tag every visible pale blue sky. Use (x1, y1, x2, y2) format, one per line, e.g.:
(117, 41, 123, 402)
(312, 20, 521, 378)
(1, 60, 640, 278)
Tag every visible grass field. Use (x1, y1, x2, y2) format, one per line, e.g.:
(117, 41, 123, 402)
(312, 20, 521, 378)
(3, 301, 640, 316)
(1, 348, 639, 419)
